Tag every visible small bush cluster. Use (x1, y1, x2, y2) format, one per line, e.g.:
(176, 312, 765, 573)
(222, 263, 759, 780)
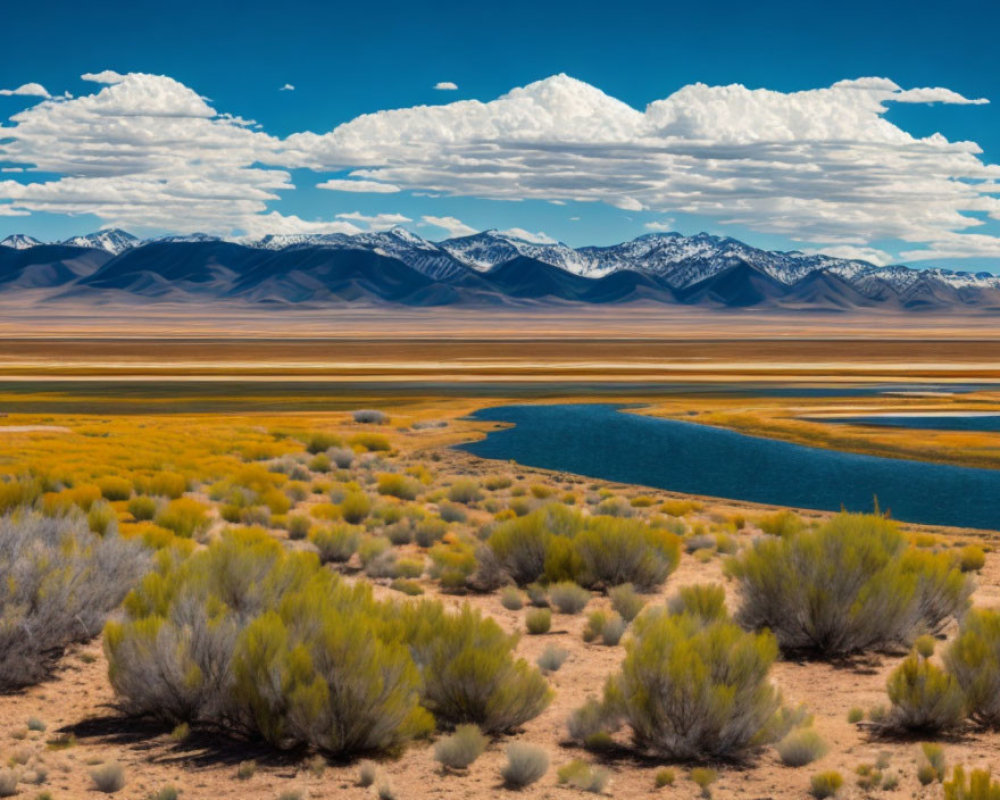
(729, 512, 971, 657)
(571, 589, 783, 760)
(105, 530, 550, 756)
(943, 765, 1000, 799)
(558, 759, 609, 793)
(879, 608, 1000, 734)
(501, 743, 549, 788)
(0, 512, 148, 689)
(487, 506, 680, 591)
(434, 724, 488, 771)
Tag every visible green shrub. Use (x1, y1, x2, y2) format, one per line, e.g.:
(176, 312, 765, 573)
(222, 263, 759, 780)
(809, 770, 843, 798)
(88, 499, 118, 535)
(310, 524, 361, 563)
(883, 654, 966, 734)
(404, 602, 551, 733)
(690, 768, 717, 798)
(600, 612, 626, 646)
(957, 546, 986, 573)
(106, 529, 548, 754)
(349, 432, 390, 452)
(599, 610, 781, 759)
(548, 581, 590, 614)
(536, 645, 568, 672)
(305, 431, 342, 454)
(525, 608, 551, 635)
(654, 767, 675, 787)
(608, 583, 645, 622)
(154, 498, 209, 538)
(500, 586, 524, 611)
(434, 724, 488, 770)
(488, 506, 583, 585)
(415, 518, 447, 548)
(340, 490, 371, 524)
(574, 517, 680, 590)
(390, 578, 424, 596)
(729, 512, 970, 657)
(358, 761, 377, 786)
(915, 634, 937, 658)
(448, 479, 482, 504)
(377, 473, 420, 501)
(666, 583, 727, 623)
(921, 742, 947, 782)
(558, 759, 609, 793)
(758, 509, 805, 537)
(91, 763, 125, 793)
(945, 608, 1000, 727)
(98, 476, 133, 501)
(943, 765, 1000, 799)
(567, 697, 610, 743)
(847, 707, 864, 724)
(237, 760, 256, 780)
(286, 514, 311, 540)
(526, 583, 548, 607)
(0, 513, 147, 689)
(776, 728, 827, 766)
(501, 743, 549, 788)
(0, 769, 15, 798)
(128, 495, 158, 521)
(428, 537, 478, 591)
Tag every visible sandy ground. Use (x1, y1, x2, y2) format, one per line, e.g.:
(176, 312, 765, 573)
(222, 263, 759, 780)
(3, 443, 999, 800)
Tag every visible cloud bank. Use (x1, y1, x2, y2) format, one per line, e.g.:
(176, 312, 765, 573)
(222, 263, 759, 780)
(0, 71, 997, 258)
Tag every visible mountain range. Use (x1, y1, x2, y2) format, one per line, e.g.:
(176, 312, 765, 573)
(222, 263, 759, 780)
(1, 227, 998, 311)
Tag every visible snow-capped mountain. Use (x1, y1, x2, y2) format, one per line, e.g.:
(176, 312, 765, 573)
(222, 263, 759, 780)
(0, 234, 42, 250)
(441, 230, 596, 275)
(61, 229, 139, 255)
(2, 226, 999, 309)
(249, 227, 467, 280)
(151, 233, 222, 244)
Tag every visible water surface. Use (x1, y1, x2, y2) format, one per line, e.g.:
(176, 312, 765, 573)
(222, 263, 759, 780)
(459, 403, 1000, 530)
(808, 413, 1000, 432)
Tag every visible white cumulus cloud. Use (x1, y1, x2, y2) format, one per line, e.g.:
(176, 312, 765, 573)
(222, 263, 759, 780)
(2, 70, 999, 259)
(421, 215, 477, 238)
(316, 178, 401, 193)
(0, 83, 51, 98)
(280, 83, 295, 92)
(434, 82, 458, 91)
(81, 70, 127, 85)
(502, 228, 556, 244)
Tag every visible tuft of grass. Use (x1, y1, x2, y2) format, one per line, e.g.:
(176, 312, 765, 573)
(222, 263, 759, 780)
(536, 645, 569, 673)
(500, 586, 524, 611)
(775, 728, 827, 767)
(846, 707, 864, 724)
(434, 724, 489, 771)
(500, 743, 549, 788)
(557, 759, 609, 793)
(525, 608, 551, 635)
(91, 763, 126, 794)
(237, 761, 256, 781)
(548, 582, 591, 614)
(809, 770, 843, 799)
(690, 767, 717, 798)
(608, 583, 645, 622)
(358, 761, 377, 787)
(654, 768, 675, 787)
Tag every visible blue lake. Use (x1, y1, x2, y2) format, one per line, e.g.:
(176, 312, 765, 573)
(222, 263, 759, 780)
(458, 403, 1000, 530)
(808, 414, 1000, 432)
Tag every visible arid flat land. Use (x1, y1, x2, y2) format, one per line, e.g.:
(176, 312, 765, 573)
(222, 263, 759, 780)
(1, 332, 999, 800)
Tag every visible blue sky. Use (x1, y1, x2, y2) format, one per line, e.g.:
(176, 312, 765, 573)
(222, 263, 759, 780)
(1, 0, 998, 269)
